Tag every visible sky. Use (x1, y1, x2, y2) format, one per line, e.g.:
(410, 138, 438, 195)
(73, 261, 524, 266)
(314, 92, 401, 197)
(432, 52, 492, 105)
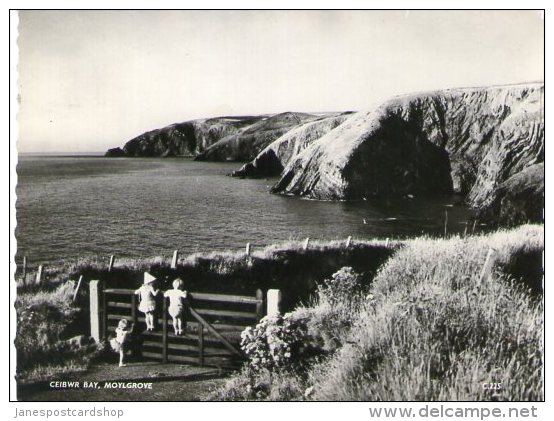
(16, 10, 544, 153)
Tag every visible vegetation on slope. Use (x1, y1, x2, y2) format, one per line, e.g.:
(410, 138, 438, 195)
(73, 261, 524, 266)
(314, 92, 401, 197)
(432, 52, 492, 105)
(15, 282, 100, 382)
(209, 224, 543, 401)
(14, 225, 542, 400)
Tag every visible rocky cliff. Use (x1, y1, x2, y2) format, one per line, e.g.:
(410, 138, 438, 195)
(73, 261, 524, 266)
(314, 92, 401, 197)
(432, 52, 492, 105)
(478, 163, 544, 226)
(194, 112, 336, 162)
(108, 112, 336, 161)
(109, 116, 264, 158)
(231, 113, 352, 177)
(269, 83, 543, 222)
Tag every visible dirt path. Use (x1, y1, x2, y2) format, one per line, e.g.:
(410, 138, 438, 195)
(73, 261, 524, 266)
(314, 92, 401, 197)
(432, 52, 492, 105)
(17, 362, 232, 401)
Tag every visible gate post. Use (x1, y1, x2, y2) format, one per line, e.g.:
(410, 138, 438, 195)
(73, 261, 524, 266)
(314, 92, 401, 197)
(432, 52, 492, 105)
(102, 284, 108, 340)
(131, 294, 138, 326)
(89, 280, 102, 343)
(255, 289, 264, 320)
(267, 289, 282, 316)
(198, 324, 204, 367)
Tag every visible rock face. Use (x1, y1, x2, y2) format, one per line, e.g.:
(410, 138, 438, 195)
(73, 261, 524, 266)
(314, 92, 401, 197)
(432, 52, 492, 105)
(269, 83, 544, 214)
(195, 112, 332, 162)
(114, 116, 264, 158)
(231, 113, 352, 177)
(479, 163, 544, 226)
(104, 147, 126, 157)
(109, 112, 338, 162)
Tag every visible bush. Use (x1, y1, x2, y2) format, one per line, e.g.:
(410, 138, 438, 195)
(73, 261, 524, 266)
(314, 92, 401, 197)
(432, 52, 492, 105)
(309, 266, 368, 350)
(240, 313, 311, 372)
(240, 266, 368, 372)
(227, 266, 371, 400)
(316, 266, 365, 307)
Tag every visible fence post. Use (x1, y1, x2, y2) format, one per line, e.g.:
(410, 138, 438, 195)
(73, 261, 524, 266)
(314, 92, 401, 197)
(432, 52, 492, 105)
(346, 236, 352, 247)
(255, 289, 264, 320)
(89, 280, 102, 343)
(479, 248, 496, 283)
(245, 243, 251, 257)
(303, 237, 310, 250)
(444, 210, 449, 237)
(22, 257, 27, 285)
(171, 250, 179, 269)
(198, 324, 204, 367)
(162, 297, 168, 364)
(385, 238, 389, 247)
(35, 265, 44, 285)
(108, 255, 115, 272)
(73, 275, 83, 302)
(267, 289, 282, 316)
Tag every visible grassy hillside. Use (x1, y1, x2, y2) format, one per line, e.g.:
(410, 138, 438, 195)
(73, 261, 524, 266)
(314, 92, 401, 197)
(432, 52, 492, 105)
(15, 225, 543, 399)
(209, 224, 543, 401)
(15, 282, 99, 382)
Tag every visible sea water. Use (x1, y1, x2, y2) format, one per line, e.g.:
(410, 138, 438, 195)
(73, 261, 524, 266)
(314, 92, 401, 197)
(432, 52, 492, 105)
(15, 155, 475, 266)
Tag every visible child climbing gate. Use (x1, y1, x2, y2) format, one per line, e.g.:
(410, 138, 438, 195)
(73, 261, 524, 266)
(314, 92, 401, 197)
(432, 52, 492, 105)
(109, 319, 134, 367)
(164, 278, 188, 335)
(90, 278, 281, 368)
(135, 272, 159, 331)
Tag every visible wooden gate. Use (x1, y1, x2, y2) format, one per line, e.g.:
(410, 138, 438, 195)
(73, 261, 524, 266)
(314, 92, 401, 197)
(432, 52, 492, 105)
(97, 286, 266, 368)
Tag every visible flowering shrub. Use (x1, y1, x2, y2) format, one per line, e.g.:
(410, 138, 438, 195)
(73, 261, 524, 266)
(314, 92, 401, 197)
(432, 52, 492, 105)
(240, 313, 310, 371)
(240, 267, 367, 372)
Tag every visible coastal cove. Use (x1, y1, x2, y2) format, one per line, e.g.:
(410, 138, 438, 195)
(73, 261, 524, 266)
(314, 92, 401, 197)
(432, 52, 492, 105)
(15, 155, 474, 266)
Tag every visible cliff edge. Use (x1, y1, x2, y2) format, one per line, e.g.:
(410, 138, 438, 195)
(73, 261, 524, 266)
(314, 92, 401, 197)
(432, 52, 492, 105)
(268, 83, 543, 223)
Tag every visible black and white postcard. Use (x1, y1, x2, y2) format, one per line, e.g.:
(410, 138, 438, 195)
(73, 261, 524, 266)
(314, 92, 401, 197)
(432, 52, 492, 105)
(9, 7, 546, 417)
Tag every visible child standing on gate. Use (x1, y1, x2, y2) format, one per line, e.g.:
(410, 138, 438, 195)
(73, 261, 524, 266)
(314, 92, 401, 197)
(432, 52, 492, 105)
(135, 272, 159, 331)
(164, 278, 188, 335)
(110, 319, 134, 367)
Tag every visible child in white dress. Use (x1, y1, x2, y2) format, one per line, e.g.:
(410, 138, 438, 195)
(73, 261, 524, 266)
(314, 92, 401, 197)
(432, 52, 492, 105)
(110, 319, 133, 367)
(164, 278, 188, 335)
(134, 272, 159, 331)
